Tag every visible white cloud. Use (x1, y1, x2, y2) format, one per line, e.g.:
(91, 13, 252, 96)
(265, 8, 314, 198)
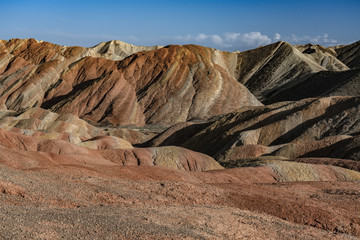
(166, 32, 273, 50)
(211, 34, 224, 45)
(224, 32, 272, 46)
(286, 33, 338, 45)
(241, 32, 272, 46)
(224, 32, 241, 41)
(171, 32, 339, 50)
(15, 28, 341, 51)
(274, 33, 281, 41)
(173, 33, 228, 47)
(195, 33, 208, 41)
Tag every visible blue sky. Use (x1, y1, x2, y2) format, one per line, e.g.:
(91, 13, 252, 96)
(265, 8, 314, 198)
(1, 0, 359, 51)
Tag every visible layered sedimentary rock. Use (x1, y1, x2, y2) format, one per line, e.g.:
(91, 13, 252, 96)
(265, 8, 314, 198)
(86, 40, 163, 60)
(0, 128, 222, 171)
(0, 107, 157, 145)
(295, 43, 349, 71)
(0, 39, 261, 126)
(334, 40, 360, 69)
(257, 42, 360, 104)
(146, 96, 360, 164)
(1, 38, 360, 238)
(262, 68, 360, 104)
(234, 41, 354, 103)
(234, 42, 325, 100)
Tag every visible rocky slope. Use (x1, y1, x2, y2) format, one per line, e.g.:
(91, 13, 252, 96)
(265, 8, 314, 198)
(235, 41, 331, 101)
(295, 43, 349, 71)
(1, 38, 360, 239)
(87, 40, 163, 61)
(262, 68, 360, 104)
(0, 39, 261, 127)
(233, 41, 360, 103)
(334, 40, 360, 69)
(144, 96, 360, 164)
(0, 128, 222, 171)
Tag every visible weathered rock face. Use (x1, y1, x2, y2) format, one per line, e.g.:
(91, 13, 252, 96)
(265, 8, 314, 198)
(262, 68, 360, 104)
(295, 43, 349, 71)
(0, 39, 261, 126)
(234, 41, 357, 104)
(0, 38, 160, 64)
(98, 146, 223, 171)
(2, 38, 360, 238)
(146, 96, 360, 163)
(0, 107, 103, 142)
(235, 41, 325, 100)
(258, 40, 360, 106)
(2, 38, 359, 128)
(334, 40, 360, 69)
(86, 40, 163, 61)
(285, 157, 360, 172)
(41, 56, 145, 126)
(117, 45, 261, 125)
(0, 127, 222, 171)
(298, 135, 360, 161)
(220, 157, 360, 182)
(2, 38, 360, 165)
(256, 42, 360, 104)
(0, 107, 156, 145)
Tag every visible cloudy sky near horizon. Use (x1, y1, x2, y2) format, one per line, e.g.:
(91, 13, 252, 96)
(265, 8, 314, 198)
(0, 0, 359, 51)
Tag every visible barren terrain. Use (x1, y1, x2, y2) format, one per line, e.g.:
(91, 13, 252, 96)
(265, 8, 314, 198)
(0, 38, 360, 239)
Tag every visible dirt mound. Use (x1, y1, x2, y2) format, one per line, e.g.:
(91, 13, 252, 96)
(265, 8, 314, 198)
(0, 128, 221, 171)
